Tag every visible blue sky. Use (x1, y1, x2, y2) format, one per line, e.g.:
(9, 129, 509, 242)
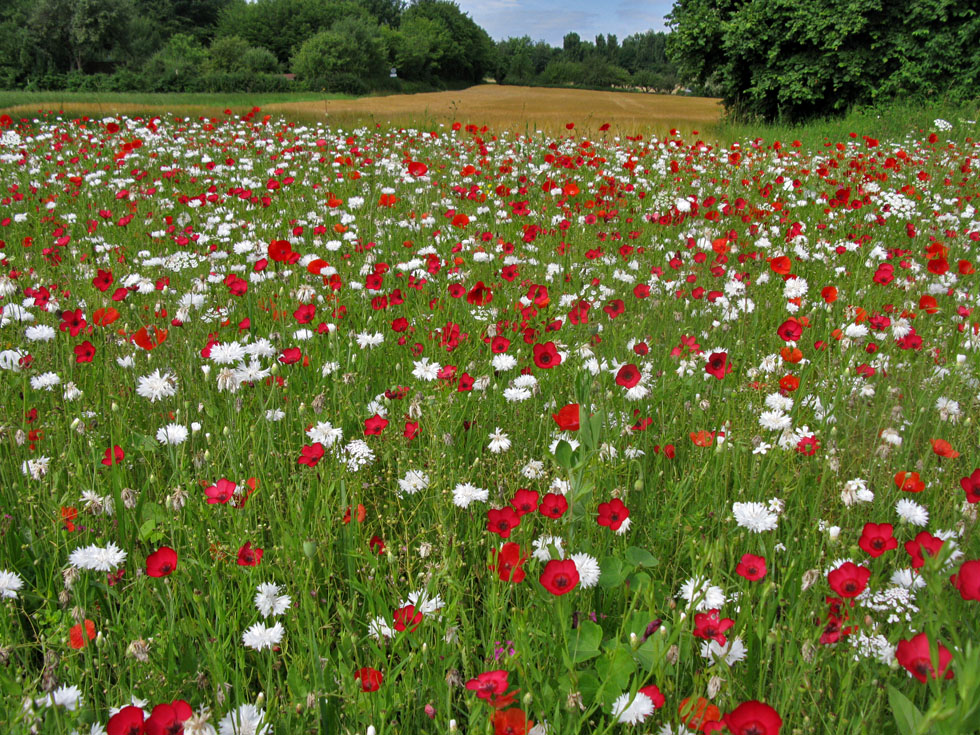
(454, 0, 674, 46)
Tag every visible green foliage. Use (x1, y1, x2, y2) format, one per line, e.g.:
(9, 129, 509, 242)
(291, 18, 388, 92)
(667, 0, 980, 122)
(142, 33, 210, 92)
(209, 36, 280, 75)
(400, 0, 495, 83)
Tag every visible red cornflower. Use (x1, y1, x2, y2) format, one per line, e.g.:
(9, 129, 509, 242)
(74, 341, 95, 363)
(895, 632, 954, 683)
(205, 478, 236, 504)
(146, 546, 178, 577)
(393, 604, 423, 633)
(532, 341, 561, 369)
(539, 492, 568, 519)
(858, 523, 898, 557)
(355, 667, 383, 692)
(510, 488, 539, 516)
(961, 469, 980, 503)
(487, 507, 521, 538)
(692, 609, 734, 646)
(539, 559, 579, 595)
(827, 562, 870, 598)
(905, 531, 944, 569)
(466, 669, 509, 701)
(950, 560, 980, 600)
(597, 498, 629, 531)
(723, 701, 783, 735)
(735, 553, 767, 581)
(59, 308, 87, 336)
(298, 442, 325, 467)
(237, 542, 263, 567)
(704, 352, 731, 380)
(102, 445, 124, 466)
(364, 414, 389, 436)
(491, 542, 529, 583)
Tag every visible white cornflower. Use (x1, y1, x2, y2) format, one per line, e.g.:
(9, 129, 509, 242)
(31, 372, 61, 391)
(700, 637, 747, 665)
(492, 353, 517, 372)
(759, 410, 791, 431)
(321, 361, 340, 377)
(402, 589, 445, 615)
(678, 576, 726, 610)
(841, 478, 874, 506)
(355, 332, 384, 349)
(117, 355, 135, 368)
(487, 427, 511, 453)
(36, 684, 82, 711)
(242, 621, 284, 650)
(610, 691, 655, 725)
(209, 341, 246, 365)
(25, 324, 56, 341)
(895, 499, 929, 527)
(764, 393, 794, 412)
(368, 615, 395, 640)
(156, 423, 189, 446)
(217, 704, 271, 735)
(397, 469, 429, 496)
(0, 569, 25, 599)
(732, 502, 779, 532)
(254, 583, 291, 618)
(532, 535, 565, 562)
(502, 386, 531, 402)
(63, 382, 83, 401)
(452, 482, 488, 509)
(412, 357, 440, 381)
(69, 542, 127, 572)
(306, 421, 342, 448)
(521, 460, 546, 479)
(183, 707, 218, 735)
(136, 369, 178, 402)
(265, 409, 285, 422)
(22, 456, 51, 480)
(935, 396, 960, 422)
(570, 553, 600, 589)
(890, 568, 927, 590)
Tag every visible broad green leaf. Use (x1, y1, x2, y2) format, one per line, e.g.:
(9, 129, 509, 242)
(568, 620, 603, 663)
(599, 556, 627, 589)
(625, 546, 659, 568)
(888, 684, 924, 735)
(555, 440, 574, 470)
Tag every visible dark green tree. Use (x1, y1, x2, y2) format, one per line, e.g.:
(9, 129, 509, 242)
(291, 16, 388, 92)
(400, 0, 495, 83)
(667, 0, 980, 122)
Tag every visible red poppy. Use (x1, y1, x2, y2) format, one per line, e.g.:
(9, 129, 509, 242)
(827, 562, 870, 597)
(776, 318, 802, 342)
(532, 341, 561, 369)
(92, 307, 120, 326)
(369, 535, 385, 555)
(394, 604, 423, 633)
(950, 560, 980, 600)
(704, 352, 731, 380)
(132, 325, 168, 351)
(146, 546, 178, 577)
(467, 281, 493, 305)
(107, 705, 145, 735)
(355, 667, 383, 692)
(145, 701, 192, 735)
(59, 308, 87, 336)
(821, 286, 838, 303)
(237, 542, 263, 567)
(492, 708, 532, 735)
(692, 609, 734, 645)
(268, 239, 293, 262)
(639, 684, 665, 709)
(343, 504, 366, 524)
(615, 363, 641, 389)
(552, 404, 580, 431)
(69, 619, 97, 649)
(931, 438, 959, 458)
(779, 375, 799, 392)
(510, 488, 539, 516)
(279, 347, 302, 364)
(539, 559, 579, 595)
(690, 430, 714, 447)
(858, 523, 897, 557)
(604, 299, 625, 319)
(894, 471, 925, 493)
(961, 469, 980, 503)
(596, 498, 629, 531)
(723, 701, 782, 735)
(102, 445, 124, 466)
(298, 443, 325, 467)
(679, 697, 721, 733)
(735, 553, 767, 581)
(487, 507, 521, 538)
(408, 161, 428, 177)
(905, 531, 944, 569)
(404, 420, 420, 440)
(539, 492, 568, 519)
(205, 478, 236, 504)
(491, 542, 529, 583)
(895, 632, 954, 682)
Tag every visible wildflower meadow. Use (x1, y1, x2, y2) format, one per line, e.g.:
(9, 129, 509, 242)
(0, 107, 979, 735)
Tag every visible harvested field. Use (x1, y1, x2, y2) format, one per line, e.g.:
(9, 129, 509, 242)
(266, 85, 723, 135)
(0, 85, 722, 136)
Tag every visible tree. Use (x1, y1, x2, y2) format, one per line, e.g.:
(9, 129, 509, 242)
(142, 33, 209, 90)
(668, 0, 980, 122)
(401, 0, 495, 83)
(291, 16, 388, 92)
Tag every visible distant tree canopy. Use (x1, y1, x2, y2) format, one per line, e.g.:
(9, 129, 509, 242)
(667, 0, 980, 123)
(493, 31, 678, 92)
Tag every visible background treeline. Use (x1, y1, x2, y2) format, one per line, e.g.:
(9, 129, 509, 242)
(494, 32, 680, 93)
(0, 0, 679, 96)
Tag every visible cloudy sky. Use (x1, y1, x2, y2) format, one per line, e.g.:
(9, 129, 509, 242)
(454, 0, 674, 46)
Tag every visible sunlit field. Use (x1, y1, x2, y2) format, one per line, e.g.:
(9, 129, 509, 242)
(0, 106, 979, 735)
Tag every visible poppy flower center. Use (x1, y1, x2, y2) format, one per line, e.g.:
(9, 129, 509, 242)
(740, 724, 767, 735)
(554, 575, 569, 588)
(871, 538, 884, 549)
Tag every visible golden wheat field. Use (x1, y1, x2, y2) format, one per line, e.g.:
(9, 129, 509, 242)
(1, 85, 722, 136)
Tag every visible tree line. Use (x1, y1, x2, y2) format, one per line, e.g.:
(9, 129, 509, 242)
(0, 0, 679, 96)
